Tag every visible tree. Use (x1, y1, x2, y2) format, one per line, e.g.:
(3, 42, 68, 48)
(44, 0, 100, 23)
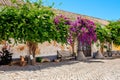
(107, 21, 120, 46)
(96, 23, 111, 54)
(54, 14, 70, 43)
(54, 14, 77, 56)
(68, 17, 97, 60)
(0, 0, 62, 65)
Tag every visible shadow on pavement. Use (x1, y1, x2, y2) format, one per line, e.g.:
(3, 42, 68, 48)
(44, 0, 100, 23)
(0, 60, 79, 71)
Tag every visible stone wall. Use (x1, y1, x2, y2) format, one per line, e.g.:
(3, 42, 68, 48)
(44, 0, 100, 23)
(112, 44, 120, 51)
(53, 9, 109, 25)
(0, 41, 72, 59)
(0, 0, 23, 6)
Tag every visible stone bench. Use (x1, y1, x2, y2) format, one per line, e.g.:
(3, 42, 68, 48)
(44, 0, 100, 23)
(104, 51, 120, 57)
(111, 51, 120, 57)
(57, 50, 75, 61)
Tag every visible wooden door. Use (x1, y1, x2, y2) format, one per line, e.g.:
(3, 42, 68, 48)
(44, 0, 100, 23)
(82, 43, 91, 57)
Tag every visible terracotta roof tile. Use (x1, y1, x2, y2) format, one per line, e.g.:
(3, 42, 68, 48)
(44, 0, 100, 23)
(0, 0, 23, 6)
(53, 9, 109, 25)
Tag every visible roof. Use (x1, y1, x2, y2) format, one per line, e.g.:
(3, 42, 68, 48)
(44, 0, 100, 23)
(0, 0, 23, 6)
(53, 9, 109, 25)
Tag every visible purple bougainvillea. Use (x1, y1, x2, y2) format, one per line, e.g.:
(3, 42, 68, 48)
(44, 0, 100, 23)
(53, 15, 71, 43)
(54, 14, 71, 25)
(54, 15, 97, 45)
(68, 17, 97, 45)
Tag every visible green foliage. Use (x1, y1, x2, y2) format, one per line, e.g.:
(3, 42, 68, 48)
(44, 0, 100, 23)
(36, 57, 42, 62)
(0, 0, 58, 44)
(107, 21, 120, 45)
(54, 15, 70, 43)
(96, 23, 111, 43)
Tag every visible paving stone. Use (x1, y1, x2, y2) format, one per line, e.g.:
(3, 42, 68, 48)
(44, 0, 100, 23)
(0, 59, 120, 80)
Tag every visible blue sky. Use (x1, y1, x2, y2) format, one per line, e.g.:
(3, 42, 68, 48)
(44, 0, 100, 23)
(33, 0, 120, 20)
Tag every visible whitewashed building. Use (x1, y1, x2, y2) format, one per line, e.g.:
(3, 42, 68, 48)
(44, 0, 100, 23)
(0, 0, 109, 60)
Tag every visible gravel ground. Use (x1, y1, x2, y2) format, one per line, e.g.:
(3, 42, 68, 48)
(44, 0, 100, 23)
(0, 58, 120, 80)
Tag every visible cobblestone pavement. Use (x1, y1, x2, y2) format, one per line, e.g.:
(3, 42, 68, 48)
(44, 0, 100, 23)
(0, 59, 120, 80)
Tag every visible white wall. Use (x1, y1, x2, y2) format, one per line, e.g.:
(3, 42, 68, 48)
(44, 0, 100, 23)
(0, 41, 72, 59)
(0, 39, 100, 58)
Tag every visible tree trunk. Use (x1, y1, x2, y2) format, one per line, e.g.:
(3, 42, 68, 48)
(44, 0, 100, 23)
(27, 41, 38, 65)
(31, 52, 36, 65)
(71, 42, 76, 56)
(76, 41, 86, 61)
(96, 42, 104, 59)
(27, 55, 31, 65)
(95, 50, 104, 59)
(110, 41, 113, 51)
(100, 43, 104, 54)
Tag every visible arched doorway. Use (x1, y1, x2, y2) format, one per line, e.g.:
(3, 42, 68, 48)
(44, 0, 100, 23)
(82, 43, 91, 57)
